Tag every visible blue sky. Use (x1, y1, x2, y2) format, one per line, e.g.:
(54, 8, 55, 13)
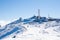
(0, 0, 60, 22)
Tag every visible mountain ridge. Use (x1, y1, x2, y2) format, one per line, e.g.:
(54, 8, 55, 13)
(0, 16, 60, 40)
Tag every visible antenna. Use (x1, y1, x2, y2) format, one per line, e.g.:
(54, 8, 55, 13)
(38, 9, 40, 17)
(0, 25, 1, 27)
(48, 14, 51, 19)
(38, 9, 40, 19)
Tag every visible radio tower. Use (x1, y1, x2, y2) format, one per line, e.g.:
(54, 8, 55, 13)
(38, 9, 40, 19)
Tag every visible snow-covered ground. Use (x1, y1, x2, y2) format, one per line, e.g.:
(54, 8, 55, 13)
(1, 21, 60, 40)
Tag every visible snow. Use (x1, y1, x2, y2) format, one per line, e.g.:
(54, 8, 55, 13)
(0, 20, 10, 26)
(1, 21, 60, 40)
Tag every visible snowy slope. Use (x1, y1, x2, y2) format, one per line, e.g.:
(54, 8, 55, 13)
(0, 16, 60, 40)
(1, 21, 60, 40)
(0, 23, 26, 39)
